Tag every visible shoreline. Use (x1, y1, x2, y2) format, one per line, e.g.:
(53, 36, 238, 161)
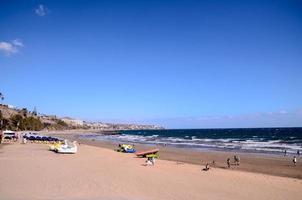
(47, 131, 302, 179)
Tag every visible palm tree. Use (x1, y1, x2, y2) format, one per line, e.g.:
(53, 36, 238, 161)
(0, 92, 3, 130)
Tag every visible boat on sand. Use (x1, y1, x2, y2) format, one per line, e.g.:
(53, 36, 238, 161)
(136, 149, 159, 157)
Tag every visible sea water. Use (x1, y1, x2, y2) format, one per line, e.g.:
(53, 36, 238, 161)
(80, 127, 302, 155)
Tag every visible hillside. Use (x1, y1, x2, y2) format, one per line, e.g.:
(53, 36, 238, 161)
(0, 104, 163, 131)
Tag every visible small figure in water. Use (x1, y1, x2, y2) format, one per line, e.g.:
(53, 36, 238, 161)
(284, 150, 287, 157)
(293, 156, 297, 166)
(227, 158, 231, 168)
(297, 150, 300, 156)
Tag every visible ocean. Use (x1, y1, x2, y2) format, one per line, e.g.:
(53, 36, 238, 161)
(80, 127, 302, 155)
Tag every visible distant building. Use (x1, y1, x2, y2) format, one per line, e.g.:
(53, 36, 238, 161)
(61, 117, 84, 127)
(7, 105, 16, 109)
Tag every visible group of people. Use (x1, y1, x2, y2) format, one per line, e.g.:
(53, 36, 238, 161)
(285, 150, 300, 166)
(284, 149, 300, 156)
(203, 154, 240, 171)
(225, 151, 299, 169)
(226, 155, 240, 168)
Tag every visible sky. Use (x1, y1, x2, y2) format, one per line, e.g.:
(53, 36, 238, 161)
(0, 0, 302, 128)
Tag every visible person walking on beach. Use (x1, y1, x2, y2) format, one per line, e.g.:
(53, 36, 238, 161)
(227, 158, 231, 168)
(234, 155, 240, 166)
(293, 156, 297, 166)
(146, 157, 155, 166)
(237, 155, 240, 166)
(151, 157, 155, 165)
(0, 131, 3, 144)
(0, 134, 2, 144)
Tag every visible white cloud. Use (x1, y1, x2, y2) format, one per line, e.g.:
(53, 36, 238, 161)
(146, 109, 302, 129)
(12, 39, 23, 47)
(279, 110, 288, 114)
(0, 39, 24, 56)
(35, 4, 49, 16)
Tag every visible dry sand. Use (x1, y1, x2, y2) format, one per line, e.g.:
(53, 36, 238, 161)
(0, 142, 301, 200)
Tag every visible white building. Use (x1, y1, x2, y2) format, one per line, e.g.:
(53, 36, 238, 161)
(8, 105, 16, 109)
(61, 117, 84, 127)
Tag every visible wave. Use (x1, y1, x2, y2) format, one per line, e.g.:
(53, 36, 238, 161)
(80, 129, 302, 155)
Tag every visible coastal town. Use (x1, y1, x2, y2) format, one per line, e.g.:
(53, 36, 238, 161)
(60, 117, 163, 130)
(0, 103, 163, 131)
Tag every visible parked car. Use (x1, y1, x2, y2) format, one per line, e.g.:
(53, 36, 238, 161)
(3, 130, 17, 140)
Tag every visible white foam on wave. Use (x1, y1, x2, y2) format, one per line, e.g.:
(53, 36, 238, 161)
(81, 133, 302, 154)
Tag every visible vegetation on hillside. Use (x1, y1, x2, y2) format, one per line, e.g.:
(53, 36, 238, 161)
(0, 112, 70, 131)
(0, 91, 69, 131)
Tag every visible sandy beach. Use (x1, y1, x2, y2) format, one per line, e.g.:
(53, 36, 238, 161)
(1, 141, 302, 200)
(52, 132, 302, 179)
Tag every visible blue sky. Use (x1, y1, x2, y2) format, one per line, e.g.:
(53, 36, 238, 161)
(0, 0, 302, 128)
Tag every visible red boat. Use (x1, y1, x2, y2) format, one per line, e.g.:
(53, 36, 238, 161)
(136, 149, 159, 157)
